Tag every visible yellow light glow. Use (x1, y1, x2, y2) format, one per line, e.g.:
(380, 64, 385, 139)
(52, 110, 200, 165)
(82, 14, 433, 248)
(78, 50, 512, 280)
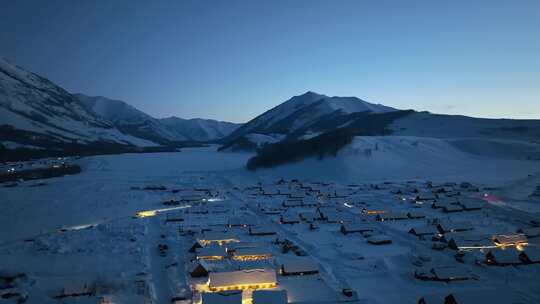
(208, 283, 277, 292)
(136, 210, 157, 218)
(232, 254, 271, 261)
(197, 255, 225, 260)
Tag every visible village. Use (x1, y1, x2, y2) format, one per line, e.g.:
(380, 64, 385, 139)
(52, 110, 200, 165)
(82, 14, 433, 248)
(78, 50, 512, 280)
(3, 170, 539, 304)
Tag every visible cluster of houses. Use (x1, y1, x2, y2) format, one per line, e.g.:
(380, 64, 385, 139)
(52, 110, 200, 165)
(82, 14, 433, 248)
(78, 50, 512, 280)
(157, 178, 540, 304)
(161, 189, 330, 304)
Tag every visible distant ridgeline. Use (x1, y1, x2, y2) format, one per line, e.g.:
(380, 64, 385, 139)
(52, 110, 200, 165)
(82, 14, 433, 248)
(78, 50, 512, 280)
(0, 125, 182, 162)
(245, 110, 414, 170)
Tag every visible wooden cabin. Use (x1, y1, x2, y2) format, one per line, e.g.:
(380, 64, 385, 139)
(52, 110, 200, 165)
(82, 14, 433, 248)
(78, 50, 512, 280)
(198, 231, 240, 246)
(232, 247, 272, 261)
(447, 234, 492, 250)
(201, 290, 242, 304)
(196, 246, 228, 261)
(519, 248, 540, 264)
(367, 235, 392, 245)
(375, 212, 408, 222)
(485, 249, 522, 266)
(280, 259, 319, 276)
(252, 290, 288, 304)
(409, 225, 439, 237)
(189, 261, 210, 277)
(442, 204, 463, 213)
(280, 213, 300, 224)
(340, 223, 374, 235)
(249, 226, 277, 236)
(436, 221, 473, 234)
(207, 268, 277, 291)
(492, 233, 528, 249)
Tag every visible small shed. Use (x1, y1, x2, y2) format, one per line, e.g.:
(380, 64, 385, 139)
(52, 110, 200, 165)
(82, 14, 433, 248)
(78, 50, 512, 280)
(340, 223, 374, 235)
(367, 235, 392, 245)
(442, 204, 463, 213)
(201, 290, 242, 304)
(437, 221, 473, 234)
(299, 211, 319, 223)
(375, 212, 409, 222)
(447, 234, 493, 250)
(409, 225, 439, 237)
(445, 290, 524, 304)
(519, 247, 540, 264)
(280, 259, 319, 276)
(431, 267, 470, 282)
(485, 249, 522, 266)
(280, 213, 300, 224)
(252, 290, 288, 304)
(189, 261, 210, 277)
(249, 226, 277, 236)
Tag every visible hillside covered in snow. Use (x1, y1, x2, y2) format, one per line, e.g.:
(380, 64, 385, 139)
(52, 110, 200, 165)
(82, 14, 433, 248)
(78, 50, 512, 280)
(77, 94, 241, 144)
(0, 58, 241, 160)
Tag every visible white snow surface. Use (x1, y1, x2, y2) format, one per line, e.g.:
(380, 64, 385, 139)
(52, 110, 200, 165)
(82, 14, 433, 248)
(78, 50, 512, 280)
(2, 139, 540, 303)
(0, 58, 159, 147)
(245, 133, 285, 146)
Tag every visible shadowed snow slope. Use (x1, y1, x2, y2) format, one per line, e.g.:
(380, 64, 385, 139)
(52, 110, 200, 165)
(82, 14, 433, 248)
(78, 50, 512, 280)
(0, 58, 157, 147)
(391, 112, 540, 141)
(258, 136, 540, 184)
(77, 94, 241, 143)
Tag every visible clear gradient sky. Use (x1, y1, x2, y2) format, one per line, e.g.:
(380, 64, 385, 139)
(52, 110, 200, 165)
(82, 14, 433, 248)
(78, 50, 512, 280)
(1, 0, 539, 122)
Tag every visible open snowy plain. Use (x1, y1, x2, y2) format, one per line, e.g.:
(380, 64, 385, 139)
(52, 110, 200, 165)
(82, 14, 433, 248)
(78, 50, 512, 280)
(1, 137, 540, 304)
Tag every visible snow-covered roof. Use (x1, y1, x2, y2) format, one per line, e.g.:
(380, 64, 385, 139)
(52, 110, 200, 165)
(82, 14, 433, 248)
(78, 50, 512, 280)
(409, 225, 438, 236)
(486, 249, 522, 264)
(252, 290, 288, 304)
(201, 290, 242, 304)
(233, 247, 272, 258)
(197, 246, 227, 259)
(437, 221, 474, 232)
(280, 258, 319, 274)
(208, 268, 277, 290)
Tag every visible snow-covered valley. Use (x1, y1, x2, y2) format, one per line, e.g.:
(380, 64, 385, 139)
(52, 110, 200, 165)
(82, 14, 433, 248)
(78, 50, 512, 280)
(2, 138, 540, 303)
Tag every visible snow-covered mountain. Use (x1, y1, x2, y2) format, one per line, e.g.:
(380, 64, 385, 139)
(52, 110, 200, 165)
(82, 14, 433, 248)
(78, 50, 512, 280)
(159, 116, 240, 142)
(221, 91, 401, 149)
(0, 58, 241, 159)
(221, 91, 540, 151)
(0, 57, 157, 149)
(76, 94, 241, 143)
(227, 91, 395, 139)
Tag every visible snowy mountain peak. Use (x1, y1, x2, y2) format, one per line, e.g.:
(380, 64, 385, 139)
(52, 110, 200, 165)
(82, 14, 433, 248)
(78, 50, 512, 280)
(318, 96, 396, 114)
(224, 92, 398, 142)
(76, 94, 241, 142)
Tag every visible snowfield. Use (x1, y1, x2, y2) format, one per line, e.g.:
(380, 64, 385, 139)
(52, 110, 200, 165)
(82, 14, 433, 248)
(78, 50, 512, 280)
(1, 138, 540, 303)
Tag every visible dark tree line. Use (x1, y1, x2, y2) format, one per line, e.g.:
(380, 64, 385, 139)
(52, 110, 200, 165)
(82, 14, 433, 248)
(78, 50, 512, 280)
(246, 128, 355, 170)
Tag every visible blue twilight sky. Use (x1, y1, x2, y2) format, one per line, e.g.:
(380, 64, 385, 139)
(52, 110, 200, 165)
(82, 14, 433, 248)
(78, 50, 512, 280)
(1, 0, 539, 123)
